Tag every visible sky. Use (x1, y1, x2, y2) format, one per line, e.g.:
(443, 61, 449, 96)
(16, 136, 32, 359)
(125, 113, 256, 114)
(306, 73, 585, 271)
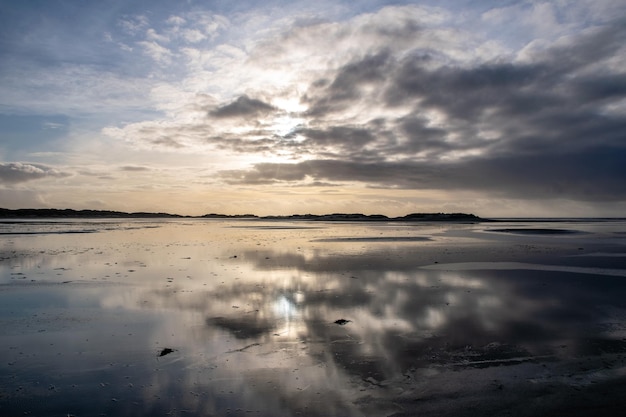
(0, 0, 625, 217)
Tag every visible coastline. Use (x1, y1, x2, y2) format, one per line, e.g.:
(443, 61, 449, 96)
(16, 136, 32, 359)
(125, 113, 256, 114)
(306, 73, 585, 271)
(0, 208, 484, 222)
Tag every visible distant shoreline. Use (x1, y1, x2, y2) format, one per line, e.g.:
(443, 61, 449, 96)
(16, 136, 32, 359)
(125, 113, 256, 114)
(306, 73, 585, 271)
(0, 208, 485, 222)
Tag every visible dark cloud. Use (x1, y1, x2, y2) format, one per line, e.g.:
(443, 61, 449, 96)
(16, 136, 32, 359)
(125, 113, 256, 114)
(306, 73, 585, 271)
(285, 125, 380, 159)
(574, 74, 626, 102)
(151, 137, 184, 148)
(539, 23, 626, 74)
(220, 144, 626, 201)
(212, 136, 280, 154)
(210, 95, 277, 118)
(396, 116, 453, 154)
(305, 52, 391, 117)
(381, 23, 626, 157)
(206, 124, 384, 161)
(220, 162, 307, 184)
(120, 165, 151, 172)
(0, 162, 71, 184)
(385, 61, 550, 121)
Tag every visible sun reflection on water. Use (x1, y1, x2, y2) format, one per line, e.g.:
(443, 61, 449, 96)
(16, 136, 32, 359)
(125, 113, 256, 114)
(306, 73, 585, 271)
(272, 294, 301, 336)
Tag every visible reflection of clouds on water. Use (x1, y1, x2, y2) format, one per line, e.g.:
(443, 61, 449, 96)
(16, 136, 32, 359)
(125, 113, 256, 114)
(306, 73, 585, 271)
(112, 240, 626, 401)
(3, 220, 626, 416)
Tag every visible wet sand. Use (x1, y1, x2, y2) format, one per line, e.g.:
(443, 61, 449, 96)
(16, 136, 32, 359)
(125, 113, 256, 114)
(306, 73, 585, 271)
(1, 218, 626, 416)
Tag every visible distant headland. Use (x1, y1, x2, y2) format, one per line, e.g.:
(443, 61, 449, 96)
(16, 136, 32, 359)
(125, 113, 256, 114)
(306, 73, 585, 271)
(0, 208, 485, 222)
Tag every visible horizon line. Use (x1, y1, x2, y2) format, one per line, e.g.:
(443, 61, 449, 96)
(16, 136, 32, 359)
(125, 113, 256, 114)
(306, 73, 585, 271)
(1, 208, 626, 221)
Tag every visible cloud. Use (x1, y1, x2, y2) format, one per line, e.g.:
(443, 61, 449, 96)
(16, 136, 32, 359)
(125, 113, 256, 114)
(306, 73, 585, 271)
(167, 15, 186, 26)
(137, 40, 173, 64)
(219, 145, 626, 201)
(218, 14, 626, 202)
(133, 11, 229, 56)
(210, 95, 277, 118)
(146, 28, 170, 43)
(0, 162, 71, 184)
(118, 15, 150, 35)
(99, 3, 626, 207)
(182, 29, 206, 43)
(304, 51, 392, 117)
(120, 165, 151, 172)
(151, 136, 185, 149)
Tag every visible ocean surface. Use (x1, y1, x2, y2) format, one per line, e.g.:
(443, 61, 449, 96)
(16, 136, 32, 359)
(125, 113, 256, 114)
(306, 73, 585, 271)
(1, 218, 626, 416)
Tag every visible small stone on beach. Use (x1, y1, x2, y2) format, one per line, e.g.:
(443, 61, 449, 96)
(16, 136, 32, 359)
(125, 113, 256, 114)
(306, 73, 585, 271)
(158, 348, 176, 357)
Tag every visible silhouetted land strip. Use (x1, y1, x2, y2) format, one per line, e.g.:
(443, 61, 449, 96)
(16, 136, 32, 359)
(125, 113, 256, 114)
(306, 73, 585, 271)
(0, 208, 484, 222)
(0, 208, 185, 218)
(257, 213, 484, 222)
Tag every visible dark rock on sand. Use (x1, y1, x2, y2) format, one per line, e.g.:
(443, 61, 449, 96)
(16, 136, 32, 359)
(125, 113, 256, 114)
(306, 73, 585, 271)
(158, 348, 176, 357)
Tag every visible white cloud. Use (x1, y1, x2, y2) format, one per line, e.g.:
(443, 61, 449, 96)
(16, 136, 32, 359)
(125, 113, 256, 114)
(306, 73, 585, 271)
(482, 0, 626, 46)
(118, 42, 133, 52)
(137, 40, 173, 64)
(182, 29, 206, 43)
(189, 12, 230, 40)
(146, 28, 170, 43)
(167, 15, 186, 27)
(160, 12, 229, 44)
(119, 15, 150, 35)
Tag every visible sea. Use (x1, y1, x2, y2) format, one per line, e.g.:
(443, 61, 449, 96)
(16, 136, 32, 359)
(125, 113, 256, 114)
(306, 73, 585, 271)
(1, 218, 626, 416)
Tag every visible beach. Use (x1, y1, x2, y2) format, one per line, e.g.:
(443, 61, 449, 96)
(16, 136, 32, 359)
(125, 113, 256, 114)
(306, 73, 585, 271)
(1, 218, 626, 416)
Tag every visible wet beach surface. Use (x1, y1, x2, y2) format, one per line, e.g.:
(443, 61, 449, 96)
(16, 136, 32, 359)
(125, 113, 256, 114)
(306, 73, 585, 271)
(1, 219, 626, 416)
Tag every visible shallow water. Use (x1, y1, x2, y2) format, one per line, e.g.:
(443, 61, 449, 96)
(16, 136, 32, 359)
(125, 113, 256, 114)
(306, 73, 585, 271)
(1, 219, 626, 416)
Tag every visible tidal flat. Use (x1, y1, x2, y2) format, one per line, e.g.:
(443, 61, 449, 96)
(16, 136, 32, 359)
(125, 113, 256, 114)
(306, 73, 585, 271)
(1, 218, 626, 416)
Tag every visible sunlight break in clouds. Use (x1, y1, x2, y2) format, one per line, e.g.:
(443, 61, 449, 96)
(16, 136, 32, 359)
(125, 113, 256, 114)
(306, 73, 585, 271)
(1, 1, 625, 216)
